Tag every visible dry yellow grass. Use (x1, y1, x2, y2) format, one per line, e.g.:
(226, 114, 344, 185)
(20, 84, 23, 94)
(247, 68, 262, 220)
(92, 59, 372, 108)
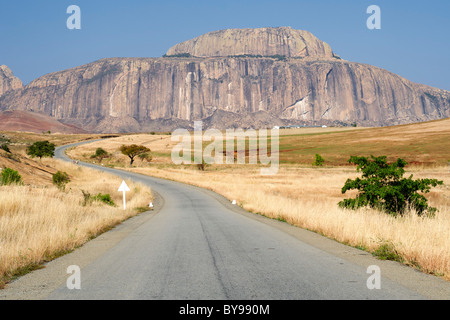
(0, 159, 153, 288)
(126, 165, 450, 280)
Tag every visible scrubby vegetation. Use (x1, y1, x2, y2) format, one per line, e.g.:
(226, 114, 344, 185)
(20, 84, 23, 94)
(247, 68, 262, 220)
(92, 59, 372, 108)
(52, 171, 70, 191)
(0, 167, 23, 186)
(1, 143, 11, 153)
(312, 154, 325, 167)
(162, 53, 192, 58)
(91, 147, 109, 163)
(339, 156, 443, 216)
(0, 158, 153, 289)
(81, 190, 116, 207)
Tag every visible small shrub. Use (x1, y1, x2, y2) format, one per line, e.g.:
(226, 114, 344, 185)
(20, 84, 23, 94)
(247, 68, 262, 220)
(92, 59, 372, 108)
(52, 171, 70, 191)
(90, 148, 109, 163)
(197, 159, 207, 171)
(81, 190, 92, 206)
(1, 144, 11, 153)
(92, 193, 116, 207)
(372, 241, 403, 262)
(312, 154, 325, 166)
(81, 190, 115, 207)
(1, 168, 23, 186)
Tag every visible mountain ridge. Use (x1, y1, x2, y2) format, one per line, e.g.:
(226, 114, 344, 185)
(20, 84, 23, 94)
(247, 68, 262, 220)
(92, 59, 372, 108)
(1, 27, 449, 133)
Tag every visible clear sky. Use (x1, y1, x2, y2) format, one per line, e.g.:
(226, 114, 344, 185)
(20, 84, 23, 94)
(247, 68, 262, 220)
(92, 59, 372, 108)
(1, 0, 449, 90)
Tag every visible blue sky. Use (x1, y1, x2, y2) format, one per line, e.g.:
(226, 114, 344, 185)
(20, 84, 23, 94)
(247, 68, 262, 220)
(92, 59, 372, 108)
(1, 0, 449, 90)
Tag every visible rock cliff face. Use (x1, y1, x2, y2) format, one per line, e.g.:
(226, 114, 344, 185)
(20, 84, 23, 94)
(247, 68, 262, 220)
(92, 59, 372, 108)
(1, 28, 449, 133)
(0, 65, 23, 97)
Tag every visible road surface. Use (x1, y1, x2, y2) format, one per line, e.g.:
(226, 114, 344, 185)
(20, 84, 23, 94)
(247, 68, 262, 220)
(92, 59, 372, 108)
(2, 140, 449, 300)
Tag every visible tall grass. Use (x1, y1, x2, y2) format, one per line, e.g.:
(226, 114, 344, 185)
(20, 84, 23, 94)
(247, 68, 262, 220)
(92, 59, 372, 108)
(0, 159, 153, 288)
(129, 165, 450, 280)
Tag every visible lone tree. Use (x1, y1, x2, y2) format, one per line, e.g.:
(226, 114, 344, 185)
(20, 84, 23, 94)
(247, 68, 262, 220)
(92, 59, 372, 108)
(120, 144, 151, 166)
(27, 141, 55, 160)
(338, 155, 443, 216)
(91, 147, 109, 163)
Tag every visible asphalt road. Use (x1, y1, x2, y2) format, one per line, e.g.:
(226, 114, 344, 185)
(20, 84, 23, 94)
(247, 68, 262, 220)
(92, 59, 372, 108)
(2, 140, 449, 300)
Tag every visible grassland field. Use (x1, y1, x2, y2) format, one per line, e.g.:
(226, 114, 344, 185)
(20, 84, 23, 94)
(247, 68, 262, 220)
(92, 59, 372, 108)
(1, 118, 449, 285)
(64, 119, 450, 280)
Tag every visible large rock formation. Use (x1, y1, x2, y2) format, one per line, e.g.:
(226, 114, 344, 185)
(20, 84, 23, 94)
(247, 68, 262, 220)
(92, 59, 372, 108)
(166, 27, 334, 59)
(1, 27, 449, 133)
(0, 65, 23, 97)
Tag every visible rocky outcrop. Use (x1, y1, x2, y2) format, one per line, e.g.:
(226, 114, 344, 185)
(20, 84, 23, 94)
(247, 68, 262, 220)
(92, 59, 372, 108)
(166, 27, 334, 59)
(0, 65, 23, 97)
(0, 28, 449, 133)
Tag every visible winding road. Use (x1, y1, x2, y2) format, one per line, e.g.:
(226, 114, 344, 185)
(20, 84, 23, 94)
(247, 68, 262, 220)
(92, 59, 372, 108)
(2, 140, 449, 300)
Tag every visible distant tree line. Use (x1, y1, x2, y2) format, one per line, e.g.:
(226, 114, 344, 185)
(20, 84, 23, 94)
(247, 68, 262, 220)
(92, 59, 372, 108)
(162, 53, 192, 58)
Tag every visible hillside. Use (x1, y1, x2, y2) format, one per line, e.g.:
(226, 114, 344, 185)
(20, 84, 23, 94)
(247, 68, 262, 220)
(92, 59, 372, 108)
(0, 131, 108, 185)
(0, 110, 87, 134)
(0, 148, 57, 186)
(278, 117, 450, 166)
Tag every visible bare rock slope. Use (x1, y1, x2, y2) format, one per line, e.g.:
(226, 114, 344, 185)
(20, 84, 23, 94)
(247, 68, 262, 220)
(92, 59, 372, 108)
(0, 65, 22, 97)
(166, 27, 334, 59)
(1, 27, 449, 133)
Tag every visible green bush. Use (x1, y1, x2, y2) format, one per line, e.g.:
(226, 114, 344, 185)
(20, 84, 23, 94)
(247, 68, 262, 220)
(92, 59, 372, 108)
(1, 144, 11, 153)
(90, 148, 109, 163)
(52, 171, 70, 191)
(372, 241, 403, 262)
(92, 193, 115, 206)
(338, 155, 443, 216)
(312, 154, 325, 166)
(1, 168, 23, 185)
(81, 190, 115, 207)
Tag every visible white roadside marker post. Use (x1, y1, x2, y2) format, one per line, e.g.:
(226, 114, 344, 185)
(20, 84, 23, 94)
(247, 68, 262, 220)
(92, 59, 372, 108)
(118, 180, 130, 210)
